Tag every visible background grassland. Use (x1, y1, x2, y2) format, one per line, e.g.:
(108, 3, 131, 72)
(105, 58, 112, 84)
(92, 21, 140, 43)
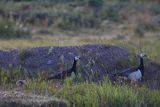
(0, 0, 160, 38)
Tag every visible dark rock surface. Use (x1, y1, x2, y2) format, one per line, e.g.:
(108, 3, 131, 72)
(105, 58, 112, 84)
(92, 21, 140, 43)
(0, 44, 130, 80)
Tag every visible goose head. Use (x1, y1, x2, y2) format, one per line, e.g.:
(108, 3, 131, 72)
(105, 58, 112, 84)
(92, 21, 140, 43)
(140, 53, 147, 58)
(74, 56, 80, 61)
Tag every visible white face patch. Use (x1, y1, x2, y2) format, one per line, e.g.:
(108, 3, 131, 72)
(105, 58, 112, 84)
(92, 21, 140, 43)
(140, 53, 145, 57)
(74, 56, 80, 60)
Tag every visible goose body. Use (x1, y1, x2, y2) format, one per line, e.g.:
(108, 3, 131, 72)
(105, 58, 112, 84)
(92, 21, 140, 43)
(112, 67, 142, 80)
(47, 56, 80, 80)
(47, 68, 73, 80)
(128, 69, 142, 80)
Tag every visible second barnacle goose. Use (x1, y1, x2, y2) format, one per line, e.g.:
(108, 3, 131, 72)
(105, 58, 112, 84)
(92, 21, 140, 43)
(112, 53, 147, 81)
(47, 56, 80, 80)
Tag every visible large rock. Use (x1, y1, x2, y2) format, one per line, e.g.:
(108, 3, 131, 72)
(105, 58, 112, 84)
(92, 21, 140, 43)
(0, 44, 130, 81)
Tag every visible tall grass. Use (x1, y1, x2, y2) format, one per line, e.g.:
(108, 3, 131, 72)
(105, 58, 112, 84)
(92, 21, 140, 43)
(0, 0, 159, 31)
(0, 18, 31, 39)
(58, 78, 160, 107)
(0, 57, 160, 106)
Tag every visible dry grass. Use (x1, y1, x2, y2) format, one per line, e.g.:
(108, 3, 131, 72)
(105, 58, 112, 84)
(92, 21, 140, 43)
(0, 35, 159, 58)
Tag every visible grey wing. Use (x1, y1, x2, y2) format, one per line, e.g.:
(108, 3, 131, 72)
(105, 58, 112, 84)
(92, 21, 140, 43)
(114, 68, 137, 77)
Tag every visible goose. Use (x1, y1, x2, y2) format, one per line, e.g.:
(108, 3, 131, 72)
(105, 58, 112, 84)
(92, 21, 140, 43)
(47, 56, 80, 80)
(111, 53, 147, 81)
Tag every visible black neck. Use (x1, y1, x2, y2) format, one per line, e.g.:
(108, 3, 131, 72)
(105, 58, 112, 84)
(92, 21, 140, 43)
(71, 59, 77, 73)
(139, 57, 144, 76)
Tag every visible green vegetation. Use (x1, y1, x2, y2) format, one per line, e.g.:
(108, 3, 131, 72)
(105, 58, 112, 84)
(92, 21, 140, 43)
(0, 18, 30, 39)
(60, 79, 160, 107)
(0, 0, 160, 38)
(1, 67, 160, 107)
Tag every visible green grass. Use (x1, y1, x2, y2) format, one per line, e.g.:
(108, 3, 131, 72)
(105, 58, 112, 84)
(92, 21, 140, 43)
(0, 56, 160, 107)
(0, 18, 31, 39)
(1, 67, 160, 107)
(59, 79, 160, 107)
(0, 0, 159, 33)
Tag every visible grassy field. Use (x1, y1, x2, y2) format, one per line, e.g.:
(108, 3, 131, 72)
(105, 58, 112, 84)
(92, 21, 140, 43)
(0, 0, 160, 107)
(0, 35, 160, 107)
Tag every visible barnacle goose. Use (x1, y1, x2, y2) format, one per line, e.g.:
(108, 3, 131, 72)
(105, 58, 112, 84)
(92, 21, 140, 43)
(112, 53, 147, 81)
(47, 56, 80, 80)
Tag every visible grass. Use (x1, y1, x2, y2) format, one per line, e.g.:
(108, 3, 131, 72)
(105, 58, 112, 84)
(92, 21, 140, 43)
(1, 67, 160, 107)
(0, 35, 159, 60)
(0, 0, 159, 34)
(59, 79, 160, 107)
(0, 18, 31, 39)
